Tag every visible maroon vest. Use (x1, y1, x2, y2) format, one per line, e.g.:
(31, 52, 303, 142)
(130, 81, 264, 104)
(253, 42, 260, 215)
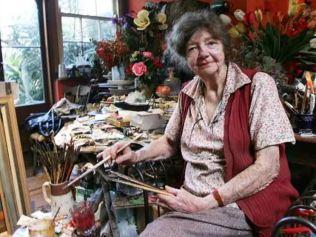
(179, 70, 298, 237)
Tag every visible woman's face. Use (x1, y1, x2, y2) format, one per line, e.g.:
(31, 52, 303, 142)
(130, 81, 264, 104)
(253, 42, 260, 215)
(186, 29, 226, 78)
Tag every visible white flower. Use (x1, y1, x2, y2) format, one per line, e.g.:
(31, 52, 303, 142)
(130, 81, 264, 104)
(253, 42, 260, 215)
(219, 14, 232, 26)
(234, 9, 245, 21)
(310, 38, 316, 49)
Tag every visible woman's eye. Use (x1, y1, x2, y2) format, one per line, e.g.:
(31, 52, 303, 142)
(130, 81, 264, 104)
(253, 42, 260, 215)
(187, 46, 196, 52)
(207, 41, 216, 46)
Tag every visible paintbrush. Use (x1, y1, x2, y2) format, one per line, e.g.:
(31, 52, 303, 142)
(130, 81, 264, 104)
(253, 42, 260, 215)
(65, 134, 142, 188)
(97, 170, 173, 196)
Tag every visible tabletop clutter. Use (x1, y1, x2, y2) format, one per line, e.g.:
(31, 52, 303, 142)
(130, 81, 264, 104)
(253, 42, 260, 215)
(282, 71, 316, 135)
(19, 90, 178, 236)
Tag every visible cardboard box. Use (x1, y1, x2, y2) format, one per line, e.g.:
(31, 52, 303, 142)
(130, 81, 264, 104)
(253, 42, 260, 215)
(130, 110, 164, 130)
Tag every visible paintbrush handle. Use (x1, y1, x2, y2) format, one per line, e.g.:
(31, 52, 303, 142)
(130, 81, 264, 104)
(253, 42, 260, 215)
(109, 170, 154, 189)
(66, 134, 142, 188)
(66, 156, 111, 188)
(114, 179, 173, 196)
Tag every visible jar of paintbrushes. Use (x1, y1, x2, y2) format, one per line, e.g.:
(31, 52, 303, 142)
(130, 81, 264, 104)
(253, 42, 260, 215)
(34, 139, 78, 217)
(283, 71, 315, 134)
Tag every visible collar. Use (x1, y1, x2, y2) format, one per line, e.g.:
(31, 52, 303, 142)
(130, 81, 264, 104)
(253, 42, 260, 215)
(181, 62, 252, 100)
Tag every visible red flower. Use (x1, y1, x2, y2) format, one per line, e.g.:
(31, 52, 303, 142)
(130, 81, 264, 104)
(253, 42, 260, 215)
(132, 62, 147, 77)
(243, 11, 257, 27)
(153, 57, 163, 68)
(97, 48, 105, 58)
(125, 63, 134, 76)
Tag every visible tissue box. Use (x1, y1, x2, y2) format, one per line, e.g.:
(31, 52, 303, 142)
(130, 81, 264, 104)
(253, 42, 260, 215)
(130, 110, 164, 130)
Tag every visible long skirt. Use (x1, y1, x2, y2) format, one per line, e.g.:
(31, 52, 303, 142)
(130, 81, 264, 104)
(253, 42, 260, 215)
(140, 206, 253, 237)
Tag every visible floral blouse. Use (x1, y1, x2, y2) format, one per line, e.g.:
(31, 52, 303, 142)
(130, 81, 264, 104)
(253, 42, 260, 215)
(165, 62, 295, 201)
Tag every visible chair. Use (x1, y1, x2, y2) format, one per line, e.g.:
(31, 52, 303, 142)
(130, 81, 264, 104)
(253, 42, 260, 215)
(286, 205, 316, 225)
(271, 216, 316, 237)
(63, 85, 91, 105)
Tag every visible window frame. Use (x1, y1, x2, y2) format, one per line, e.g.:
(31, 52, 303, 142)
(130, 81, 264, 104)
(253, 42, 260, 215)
(58, 0, 119, 67)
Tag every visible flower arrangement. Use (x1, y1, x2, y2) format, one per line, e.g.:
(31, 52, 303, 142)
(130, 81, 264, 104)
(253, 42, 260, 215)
(228, 3, 316, 84)
(117, 2, 168, 58)
(95, 33, 129, 70)
(94, 1, 168, 92)
(125, 50, 164, 90)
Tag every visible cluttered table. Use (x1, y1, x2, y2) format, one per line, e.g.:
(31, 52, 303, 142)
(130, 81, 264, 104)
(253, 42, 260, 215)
(53, 93, 177, 153)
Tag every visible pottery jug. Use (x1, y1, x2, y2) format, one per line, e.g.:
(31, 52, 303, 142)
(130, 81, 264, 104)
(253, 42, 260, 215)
(42, 181, 74, 217)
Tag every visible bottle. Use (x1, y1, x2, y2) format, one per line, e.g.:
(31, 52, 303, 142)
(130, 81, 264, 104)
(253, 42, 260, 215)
(164, 67, 181, 96)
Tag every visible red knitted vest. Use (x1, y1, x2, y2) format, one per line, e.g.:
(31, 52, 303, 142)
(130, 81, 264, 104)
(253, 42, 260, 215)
(179, 70, 298, 237)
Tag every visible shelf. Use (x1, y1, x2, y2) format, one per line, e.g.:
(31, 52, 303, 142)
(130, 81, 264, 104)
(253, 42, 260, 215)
(294, 133, 316, 144)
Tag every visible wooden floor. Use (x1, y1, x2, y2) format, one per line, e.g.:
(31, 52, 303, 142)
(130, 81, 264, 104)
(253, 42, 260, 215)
(24, 152, 51, 213)
(27, 173, 50, 212)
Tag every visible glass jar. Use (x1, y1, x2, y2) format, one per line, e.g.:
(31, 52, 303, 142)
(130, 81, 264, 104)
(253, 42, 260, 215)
(164, 67, 181, 96)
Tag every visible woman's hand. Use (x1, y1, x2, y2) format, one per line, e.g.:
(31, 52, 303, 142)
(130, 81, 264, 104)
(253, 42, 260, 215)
(157, 186, 214, 213)
(96, 141, 139, 165)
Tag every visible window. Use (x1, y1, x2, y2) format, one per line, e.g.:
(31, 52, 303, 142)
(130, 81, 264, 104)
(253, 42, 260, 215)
(58, 0, 118, 67)
(0, 0, 46, 106)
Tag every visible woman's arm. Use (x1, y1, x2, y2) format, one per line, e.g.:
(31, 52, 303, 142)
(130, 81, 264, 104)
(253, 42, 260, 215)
(135, 135, 178, 162)
(157, 145, 280, 211)
(215, 145, 280, 206)
(97, 135, 178, 165)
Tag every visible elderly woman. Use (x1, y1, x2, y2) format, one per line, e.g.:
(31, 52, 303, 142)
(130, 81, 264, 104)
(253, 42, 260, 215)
(99, 10, 298, 237)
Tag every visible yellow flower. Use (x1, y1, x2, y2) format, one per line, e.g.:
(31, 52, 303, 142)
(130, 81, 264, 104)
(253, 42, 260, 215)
(254, 9, 263, 23)
(134, 10, 151, 30)
(228, 27, 241, 38)
(235, 22, 246, 34)
(288, 0, 304, 16)
(156, 12, 167, 24)
(156, 12, 168, 30)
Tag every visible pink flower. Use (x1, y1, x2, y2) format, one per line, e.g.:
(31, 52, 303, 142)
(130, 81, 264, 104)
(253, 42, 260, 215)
(132, 62, 147, 77)
(142, 51, 153, 59)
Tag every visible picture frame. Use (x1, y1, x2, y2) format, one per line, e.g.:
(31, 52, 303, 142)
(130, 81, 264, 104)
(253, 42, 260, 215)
(0, 95, 31, 235)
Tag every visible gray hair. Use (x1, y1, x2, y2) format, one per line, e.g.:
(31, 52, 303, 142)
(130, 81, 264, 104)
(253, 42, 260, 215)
(167, 10, 231, 69)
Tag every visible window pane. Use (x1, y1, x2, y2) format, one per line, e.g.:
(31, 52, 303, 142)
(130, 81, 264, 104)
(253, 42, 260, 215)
(0, 0, 40, 47)
(82, 19, 99, 41)
(63, 42, 94, 67)
(96, 0, 115, 17)
(100, 21, 116, 40)
(2, 47, 44, 105)
(0, 0, 45, 106)
(59, 0, 114, 17)
(62, 17, 81, 42)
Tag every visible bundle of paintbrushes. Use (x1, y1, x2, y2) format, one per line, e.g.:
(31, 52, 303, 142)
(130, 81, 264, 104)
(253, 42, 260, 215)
(286, 71, 316, 115)
(34, 139, 79, 184)
(98, 170, 173, 196)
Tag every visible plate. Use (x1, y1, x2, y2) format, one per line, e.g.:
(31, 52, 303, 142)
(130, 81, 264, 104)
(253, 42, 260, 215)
(107, 80, 134, 86)
(114, 102, 150, 111)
